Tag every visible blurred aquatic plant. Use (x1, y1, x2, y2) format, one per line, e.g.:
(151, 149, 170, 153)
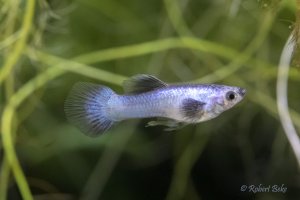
(277, 33, 300, 168)
(292, 0, 300, 67)
(276, 0, 300, 169)
(0, 0, 300, 200)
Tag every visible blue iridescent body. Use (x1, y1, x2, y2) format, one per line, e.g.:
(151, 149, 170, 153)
(64, 74, 246, 136)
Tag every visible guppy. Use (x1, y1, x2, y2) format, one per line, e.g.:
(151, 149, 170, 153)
(64, 74, 246, 137)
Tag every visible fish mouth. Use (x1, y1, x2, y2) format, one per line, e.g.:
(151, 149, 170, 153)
(238, 88, 246, 97)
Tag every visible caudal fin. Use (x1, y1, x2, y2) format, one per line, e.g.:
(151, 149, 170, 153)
(64, 82, 115, 137)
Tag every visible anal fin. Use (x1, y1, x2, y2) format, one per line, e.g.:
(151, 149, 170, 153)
(146, 118, 187, 131)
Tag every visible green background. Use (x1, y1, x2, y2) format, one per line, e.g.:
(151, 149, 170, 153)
(0, 0, 299, 199)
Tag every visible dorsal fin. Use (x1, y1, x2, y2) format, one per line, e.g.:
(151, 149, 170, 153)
(123, 74, 168, 94)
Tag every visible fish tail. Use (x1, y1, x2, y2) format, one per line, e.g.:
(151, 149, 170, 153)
(64, 82, 116, 137)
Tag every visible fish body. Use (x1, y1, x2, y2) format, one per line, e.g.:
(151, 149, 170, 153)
(64, 74, 246, 136)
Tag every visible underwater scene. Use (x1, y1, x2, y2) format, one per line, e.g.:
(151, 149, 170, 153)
(1, 0, 300, 199)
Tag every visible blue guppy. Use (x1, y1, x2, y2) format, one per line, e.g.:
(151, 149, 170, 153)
(64, 74, 246, 136)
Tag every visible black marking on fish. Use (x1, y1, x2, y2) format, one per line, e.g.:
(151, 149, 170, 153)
(181, 98, 205, 120)
(123, 74, 168, 94)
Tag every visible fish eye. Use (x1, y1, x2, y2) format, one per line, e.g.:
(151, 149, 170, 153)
(226, 91, 236, 101)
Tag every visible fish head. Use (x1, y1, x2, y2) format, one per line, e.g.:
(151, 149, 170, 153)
(181, 85, 246, 123)
(200, 85, 246, 117)
(213, 86, 246, 112)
